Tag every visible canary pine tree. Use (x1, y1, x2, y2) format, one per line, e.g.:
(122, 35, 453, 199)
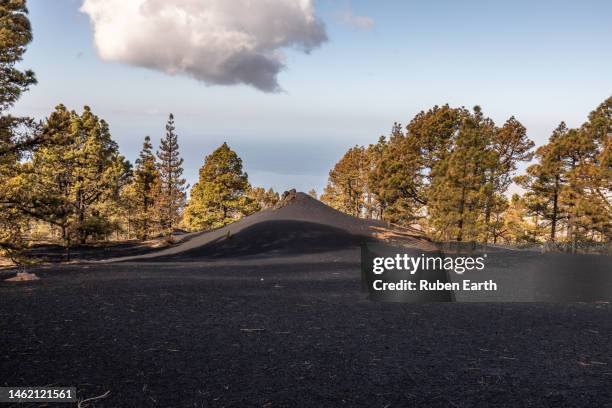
(369, 122, 423, 225)
(0, 0, 37, 158)
(503, 194, 536, 243)
(363, 136, 386, 219)
(183, 143, 255, 231)
(482, 116, 534, 242)
(517, 100, 611, 246)
(22, 105, 131, 245)
(428, 107, 494, 241)
(517, 123, 569, 242)
(0, 0, 38, 259)
(132, 136, 161, 240)
(560, 98, 611, 243)
(582, 97, 611, 240)
(249, 186, 280, 210)
(371, 106, 465, 227)
(321, 145, 368, 217)
(157, 114, 186, 236)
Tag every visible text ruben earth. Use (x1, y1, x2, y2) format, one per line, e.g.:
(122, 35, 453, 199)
(372, 279, 497, 291)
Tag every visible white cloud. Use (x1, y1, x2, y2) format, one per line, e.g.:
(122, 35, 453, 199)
(338, 7, 374, 30)
(80, 0, 327, 92)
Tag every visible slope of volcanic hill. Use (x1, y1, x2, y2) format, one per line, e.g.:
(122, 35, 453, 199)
(102, 190, 429, 262)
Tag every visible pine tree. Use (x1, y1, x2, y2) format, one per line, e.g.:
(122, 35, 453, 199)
(156, 114, 186, 236)
(516, 123, 569, 242)
(249, 186, 280, 209)
(183, 143, 255, 230)
(0, 0, 38, 259)
(428, 106, 493, 241)
(364, 136, 387, 219)
(0, 0, 38, 159)
(503, 194, 536, 244)
(372, 106, 465, 227)
(321, 145, 368, 216)
(482, 194, 508, 244)
(516, 109, 609, 246)
(132, 136, 161, 240)
(370, 123, 418, 224)
(20, 105, 131, 245)
(580, 96, 611, 241)
(117, 182, 138, 239)
(559, 98, 611, 243)
(482, 116, 534, 242)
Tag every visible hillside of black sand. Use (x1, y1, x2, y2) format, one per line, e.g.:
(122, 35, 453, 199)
(105, 190, 430, 262)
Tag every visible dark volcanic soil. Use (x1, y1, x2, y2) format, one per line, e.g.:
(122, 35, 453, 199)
(2, 194, 611, 407)
(2, 251, 612, 407)
(24, 241, 165, 263)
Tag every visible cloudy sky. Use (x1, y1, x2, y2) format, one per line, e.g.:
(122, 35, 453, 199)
(13, 0, 612, 194)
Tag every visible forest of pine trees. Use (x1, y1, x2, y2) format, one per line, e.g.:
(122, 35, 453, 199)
(322, 100, 611, 246)
(0, 2, 609, 262)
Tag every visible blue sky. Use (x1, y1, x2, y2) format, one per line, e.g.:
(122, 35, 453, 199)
(13, 0, 612, 195)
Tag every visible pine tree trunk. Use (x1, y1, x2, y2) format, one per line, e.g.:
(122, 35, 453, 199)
(551, 176, 559, 242)
(74, 183, 87, 245)
(457, 185, 466, 242)
(143, 194, 149, 240)
(484, 205, 491, 244)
